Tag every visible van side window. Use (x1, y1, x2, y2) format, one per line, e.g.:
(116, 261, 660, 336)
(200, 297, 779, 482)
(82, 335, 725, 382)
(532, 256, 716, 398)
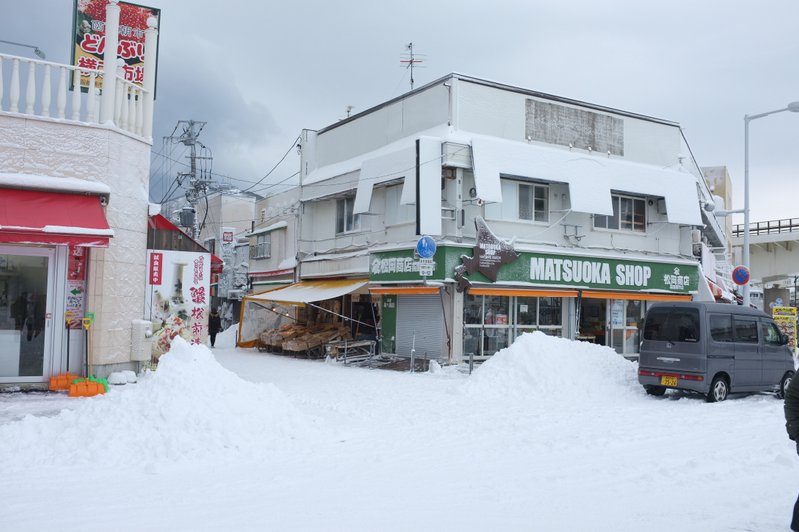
(733, 318, 759, 343)
(762, 321, 783, 345)
(709, 315, 733, 342)
(676, 314, 699, 342)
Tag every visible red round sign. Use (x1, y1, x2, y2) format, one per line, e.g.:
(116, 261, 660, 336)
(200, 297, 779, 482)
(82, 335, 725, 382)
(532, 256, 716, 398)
(731, 265, 750, 286)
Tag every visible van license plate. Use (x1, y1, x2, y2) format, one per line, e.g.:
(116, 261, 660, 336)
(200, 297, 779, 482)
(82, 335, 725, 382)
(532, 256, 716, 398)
(660, 376, 678, 387)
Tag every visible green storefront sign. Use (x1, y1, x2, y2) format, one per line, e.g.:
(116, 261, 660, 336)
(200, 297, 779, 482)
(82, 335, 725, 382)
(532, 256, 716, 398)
(370, 247, 699, 293)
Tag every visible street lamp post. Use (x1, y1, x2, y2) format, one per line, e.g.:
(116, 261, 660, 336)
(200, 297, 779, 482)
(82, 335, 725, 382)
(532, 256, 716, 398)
(742, 101, 799, 307)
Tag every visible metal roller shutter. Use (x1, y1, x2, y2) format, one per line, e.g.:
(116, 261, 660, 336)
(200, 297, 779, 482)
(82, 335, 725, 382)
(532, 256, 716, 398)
(396, 294, 444, 361)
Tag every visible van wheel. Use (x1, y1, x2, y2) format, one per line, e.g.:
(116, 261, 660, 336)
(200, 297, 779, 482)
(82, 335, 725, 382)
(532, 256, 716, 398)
(779, 372, 795, 399)
(644, 385, 666, 396)
(707, 375, 729, 403)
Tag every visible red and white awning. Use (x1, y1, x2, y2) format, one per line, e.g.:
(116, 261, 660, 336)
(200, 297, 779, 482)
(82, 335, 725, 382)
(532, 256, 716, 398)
(0, 188, 113, 247)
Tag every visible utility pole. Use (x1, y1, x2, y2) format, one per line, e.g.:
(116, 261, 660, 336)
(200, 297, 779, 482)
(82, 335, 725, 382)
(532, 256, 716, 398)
(400, 42, 424, 91)
(168, 120, 213, 239)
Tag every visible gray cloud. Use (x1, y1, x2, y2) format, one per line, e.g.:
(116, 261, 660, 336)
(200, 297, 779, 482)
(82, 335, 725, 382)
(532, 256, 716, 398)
(2, 0, 798, 220)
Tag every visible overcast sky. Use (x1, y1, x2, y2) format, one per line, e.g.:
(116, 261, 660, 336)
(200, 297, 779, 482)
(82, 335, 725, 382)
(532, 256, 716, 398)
(2, 0, 798, 223)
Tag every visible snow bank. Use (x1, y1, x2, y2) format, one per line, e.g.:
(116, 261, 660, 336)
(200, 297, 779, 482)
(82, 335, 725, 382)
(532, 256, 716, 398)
(0, 338, 310, 472)
(465, 331, 639, 403)
(212, 323, 239, 348)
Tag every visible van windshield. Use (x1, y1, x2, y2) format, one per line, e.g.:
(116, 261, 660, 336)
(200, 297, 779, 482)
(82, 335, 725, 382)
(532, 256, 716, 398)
(643, 307, 700, 342)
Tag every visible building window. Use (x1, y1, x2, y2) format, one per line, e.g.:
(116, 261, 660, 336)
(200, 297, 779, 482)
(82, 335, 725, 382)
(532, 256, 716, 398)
(518, 183, 548, 222)
(594, 194, 646, 232)
(255, 233, 271, 259)
(385, 185, 414, 225)
(336, 197, 360, 234)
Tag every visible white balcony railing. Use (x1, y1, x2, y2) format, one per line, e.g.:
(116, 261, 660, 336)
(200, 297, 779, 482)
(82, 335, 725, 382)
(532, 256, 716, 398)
(0, 52, 150, 139)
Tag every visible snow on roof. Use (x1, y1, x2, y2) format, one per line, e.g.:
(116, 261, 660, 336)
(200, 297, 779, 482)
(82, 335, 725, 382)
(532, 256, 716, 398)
(304, 124, 451, 186)
(247, 221, 288, 237)
(305, 128, 701, 226)
(43, 226, 115, 236)
(468, 134, 702, 225)
(0, 173, 111, 195)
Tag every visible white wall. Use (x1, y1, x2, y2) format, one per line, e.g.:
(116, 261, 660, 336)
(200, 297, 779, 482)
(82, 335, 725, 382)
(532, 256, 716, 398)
(313, 84, 450, 169)
(455, 79, 683, 168)
(250, 188, 300, 276)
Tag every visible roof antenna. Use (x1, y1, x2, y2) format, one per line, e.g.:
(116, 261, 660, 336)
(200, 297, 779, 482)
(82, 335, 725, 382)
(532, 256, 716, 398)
(400, 42, 424, 90)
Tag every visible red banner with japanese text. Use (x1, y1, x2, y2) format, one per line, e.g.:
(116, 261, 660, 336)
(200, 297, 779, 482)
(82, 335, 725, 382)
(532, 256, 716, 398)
(71, 0, 161, 91)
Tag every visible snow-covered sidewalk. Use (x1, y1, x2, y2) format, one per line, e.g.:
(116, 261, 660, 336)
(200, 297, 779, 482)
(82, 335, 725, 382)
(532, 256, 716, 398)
(1, 332, 797, 531)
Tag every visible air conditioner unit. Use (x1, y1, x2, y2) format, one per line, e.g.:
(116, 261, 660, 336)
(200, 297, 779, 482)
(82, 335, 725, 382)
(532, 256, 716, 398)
(131, 319, 153, 361)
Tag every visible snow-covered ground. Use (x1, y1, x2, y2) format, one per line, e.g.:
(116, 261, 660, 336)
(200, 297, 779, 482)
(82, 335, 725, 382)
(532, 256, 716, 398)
(1, 328, 798, 531)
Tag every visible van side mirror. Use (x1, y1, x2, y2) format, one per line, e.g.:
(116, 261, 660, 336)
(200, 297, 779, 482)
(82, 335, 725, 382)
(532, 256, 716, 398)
(781, 334, 790, 346)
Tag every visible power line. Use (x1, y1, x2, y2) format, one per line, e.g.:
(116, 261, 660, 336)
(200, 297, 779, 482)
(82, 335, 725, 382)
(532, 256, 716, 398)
(239, 135, 301, 193)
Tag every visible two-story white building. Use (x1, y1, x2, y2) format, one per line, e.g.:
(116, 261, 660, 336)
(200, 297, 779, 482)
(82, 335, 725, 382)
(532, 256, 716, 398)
(256, 73, 727, 364)
(0, 2, 159, 387)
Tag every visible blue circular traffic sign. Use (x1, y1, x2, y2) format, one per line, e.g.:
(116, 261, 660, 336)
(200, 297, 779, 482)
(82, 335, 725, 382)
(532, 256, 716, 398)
(731, 265, 750, 286)
(416, 235, 437, 259)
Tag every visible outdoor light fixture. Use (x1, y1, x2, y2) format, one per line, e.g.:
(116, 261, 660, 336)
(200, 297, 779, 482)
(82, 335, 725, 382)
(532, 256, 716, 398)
(0, 39, 46, 59)
(742, 101, 799, 307)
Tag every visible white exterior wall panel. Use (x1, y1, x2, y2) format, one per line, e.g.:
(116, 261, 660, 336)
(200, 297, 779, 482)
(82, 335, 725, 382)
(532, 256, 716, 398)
(314, 84, 450, 168)
(456, 79, 684, 168)
(0, 117, 151, 367)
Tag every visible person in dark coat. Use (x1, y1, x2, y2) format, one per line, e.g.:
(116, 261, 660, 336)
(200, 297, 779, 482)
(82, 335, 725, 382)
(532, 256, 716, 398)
(11, 292, 27, 331)
(784, 376, 799, 531)
(208, 308, 222, 348)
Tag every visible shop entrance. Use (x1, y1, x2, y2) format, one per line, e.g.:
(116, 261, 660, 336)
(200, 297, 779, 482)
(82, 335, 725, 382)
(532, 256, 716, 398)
(579, 296, 646, 357)
(578, 298, 606, 345)
(0, 247, 54, 382)
(608, 299, 644, 357)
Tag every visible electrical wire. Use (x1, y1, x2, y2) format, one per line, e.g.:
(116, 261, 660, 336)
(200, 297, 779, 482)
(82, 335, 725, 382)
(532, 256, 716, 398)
(239, 135, 301, 193)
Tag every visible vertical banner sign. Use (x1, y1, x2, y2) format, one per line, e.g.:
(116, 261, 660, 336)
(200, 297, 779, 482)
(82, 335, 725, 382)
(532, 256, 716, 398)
(66, 245, 87, 329)
(149, 251, 163, 285)
(72, 0, 161, 91)
(145, 250, 210, 359)
(773, 306, 798, 353)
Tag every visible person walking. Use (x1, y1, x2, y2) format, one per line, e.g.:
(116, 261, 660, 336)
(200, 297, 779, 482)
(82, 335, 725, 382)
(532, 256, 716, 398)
(784, 376, 799, 531)
(208, 308, 222, 348)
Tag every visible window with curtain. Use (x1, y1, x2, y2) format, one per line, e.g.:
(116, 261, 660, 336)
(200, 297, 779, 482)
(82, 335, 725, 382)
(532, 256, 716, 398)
(336, 197, 360, 233)
(255, 233, 271, 259)
(518, 183, 549, 222)
(594, 193, 646, 232)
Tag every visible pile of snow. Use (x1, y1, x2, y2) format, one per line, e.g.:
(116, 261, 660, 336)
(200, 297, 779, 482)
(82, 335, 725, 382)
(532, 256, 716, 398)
(212, 323, 238, 348)
(0, 338, 311, 472)
(465, 331, 640, 403)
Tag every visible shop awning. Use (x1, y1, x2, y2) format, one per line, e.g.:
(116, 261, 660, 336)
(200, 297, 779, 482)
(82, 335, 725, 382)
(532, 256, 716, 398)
(0, 188, 113, 247)
(245, 278, 369, 305)
(211, 254, 224, 274)
(580, 290, 692, 302)
(369, 286, 441, 295)
(468, 287, 579, 298)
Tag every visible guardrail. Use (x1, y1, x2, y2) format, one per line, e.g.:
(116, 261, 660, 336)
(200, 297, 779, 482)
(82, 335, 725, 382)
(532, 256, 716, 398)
(732, 218, 799, 237)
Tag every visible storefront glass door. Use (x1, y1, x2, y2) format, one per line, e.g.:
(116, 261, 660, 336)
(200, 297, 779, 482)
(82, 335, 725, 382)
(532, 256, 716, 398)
(609, 299, 645, 356)
(0, 248, 53, 380)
